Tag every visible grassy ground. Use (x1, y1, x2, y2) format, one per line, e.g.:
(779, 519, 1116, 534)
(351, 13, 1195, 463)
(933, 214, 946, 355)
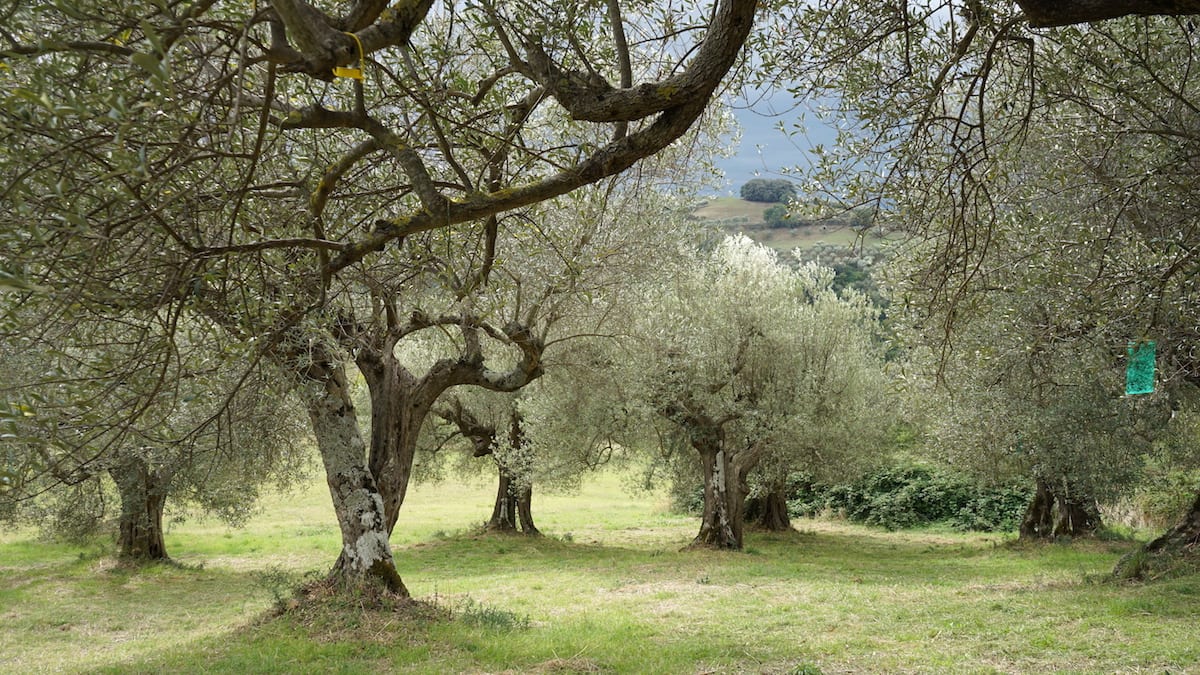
(749, 224, 866, 252)
(692, 197, 772, 224)
(691, 197, 878, 253)
(2, 472, 1198, 674)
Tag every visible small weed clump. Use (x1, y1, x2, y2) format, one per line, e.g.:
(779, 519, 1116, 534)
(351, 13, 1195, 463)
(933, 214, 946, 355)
(448, 596, 530, 631)
(253, 566, 319, 612)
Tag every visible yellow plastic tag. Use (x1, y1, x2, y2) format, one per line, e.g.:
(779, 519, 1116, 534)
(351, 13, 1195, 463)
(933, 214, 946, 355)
(332, 32, 365, 80)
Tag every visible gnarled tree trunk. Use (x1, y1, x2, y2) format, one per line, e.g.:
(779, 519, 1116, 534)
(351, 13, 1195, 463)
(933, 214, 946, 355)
(304, 360, 406, 595)
(108, 456, 172, 561)
(357, 345, 435, 536)
(486, 465, 540, 535)
(487, 467, 519, 532)
(486, 467, 520, 532)
(1053, 489, 1101, 537)
(745, 486, 792, 532)
(517, 481, 538, 535)
(691, 439, 748, 550)
(1020, 477, 1101, 540)
(1020, 478, 1056, 539)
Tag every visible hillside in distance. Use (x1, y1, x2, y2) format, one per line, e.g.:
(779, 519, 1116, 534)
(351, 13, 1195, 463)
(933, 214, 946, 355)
(690, 196, 880, 254)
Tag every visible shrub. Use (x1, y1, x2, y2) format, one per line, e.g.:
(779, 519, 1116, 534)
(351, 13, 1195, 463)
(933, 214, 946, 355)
(787, 465, 1032, 532)
(740, 178, 796, 203)
(452, 596, 530, 630)
(671, 482, 705, 515)
(763, 204, 801, 228)
(1131, 463, 1200, 528)
(952, 484, 1033, 532)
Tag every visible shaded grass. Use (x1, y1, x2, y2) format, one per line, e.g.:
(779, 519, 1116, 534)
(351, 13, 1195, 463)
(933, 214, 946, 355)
(3, 473, 1198, 674)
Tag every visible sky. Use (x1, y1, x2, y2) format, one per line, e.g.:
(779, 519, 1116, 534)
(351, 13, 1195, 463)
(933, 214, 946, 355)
(708, 92, 839, 196)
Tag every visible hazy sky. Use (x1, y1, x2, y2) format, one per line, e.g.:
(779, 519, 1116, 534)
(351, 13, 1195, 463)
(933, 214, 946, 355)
(709, 92, 838, 196)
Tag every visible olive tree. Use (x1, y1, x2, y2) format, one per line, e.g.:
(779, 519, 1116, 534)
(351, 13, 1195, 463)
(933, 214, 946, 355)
(404, 183, 702, 535)
(1, 0, 756, 593)
(623, 236, 888, 549)
(763, 2, 1200, 567)
(423, 390, 540, 534)
(0, 312, 306, 561)
(745, 265, 892, 532)
(922, 301, 1169, 539)
(421, 382, 606, 536)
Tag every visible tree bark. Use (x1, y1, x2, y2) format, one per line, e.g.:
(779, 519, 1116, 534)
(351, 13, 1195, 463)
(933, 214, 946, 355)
(1052, 488, 1102, 537)
(691, 442, 746, 550)
(358, 348, 428, 535)
(303, 359, 407, 595)
(108, 456, 171, 561)
(487, 467, 519, 532)
(746, 486, 792, 532)
(1014, 0, 1200, 28)
(516, 480, 539, 536)
(1019, 478, 1056, 540)
(1114, 489, 1200, 579)
(484, 468, 539, 535)
(1020, 478, 1101, 540)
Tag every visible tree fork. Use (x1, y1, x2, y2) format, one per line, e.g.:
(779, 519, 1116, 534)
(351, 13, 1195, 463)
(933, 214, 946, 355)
(303, 359, 408, 596)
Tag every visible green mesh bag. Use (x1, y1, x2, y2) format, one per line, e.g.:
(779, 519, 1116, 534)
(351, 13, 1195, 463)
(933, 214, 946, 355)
(1125, 340, 1156, 396)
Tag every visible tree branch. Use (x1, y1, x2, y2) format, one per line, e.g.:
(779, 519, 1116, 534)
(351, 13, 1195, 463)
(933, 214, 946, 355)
(332, 91, 719, 272)
(432, 396, 498, 457)
(2, 41, 134, 58)
(1014, 0, 1200, 27)
(269, 0, 434, 76)
(523, 0, 756, 122)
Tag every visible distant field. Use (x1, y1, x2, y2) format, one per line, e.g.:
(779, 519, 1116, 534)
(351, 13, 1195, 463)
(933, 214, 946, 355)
(691, 196, 770, 224)
(3, 471, 1198, 674)
(751, 223, 869, 252)
(692, 197, 882, 253)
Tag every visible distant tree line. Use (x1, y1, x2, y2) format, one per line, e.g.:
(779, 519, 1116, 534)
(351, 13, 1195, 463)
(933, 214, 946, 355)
(762, 205, 875, 230)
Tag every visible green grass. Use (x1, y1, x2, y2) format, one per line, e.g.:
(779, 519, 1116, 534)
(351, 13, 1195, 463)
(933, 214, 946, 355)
(748, 223, 868, 252)
(3, 472, 1198, 674)
(691, 197, 882, 253)
(692, 196, 772, 223)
